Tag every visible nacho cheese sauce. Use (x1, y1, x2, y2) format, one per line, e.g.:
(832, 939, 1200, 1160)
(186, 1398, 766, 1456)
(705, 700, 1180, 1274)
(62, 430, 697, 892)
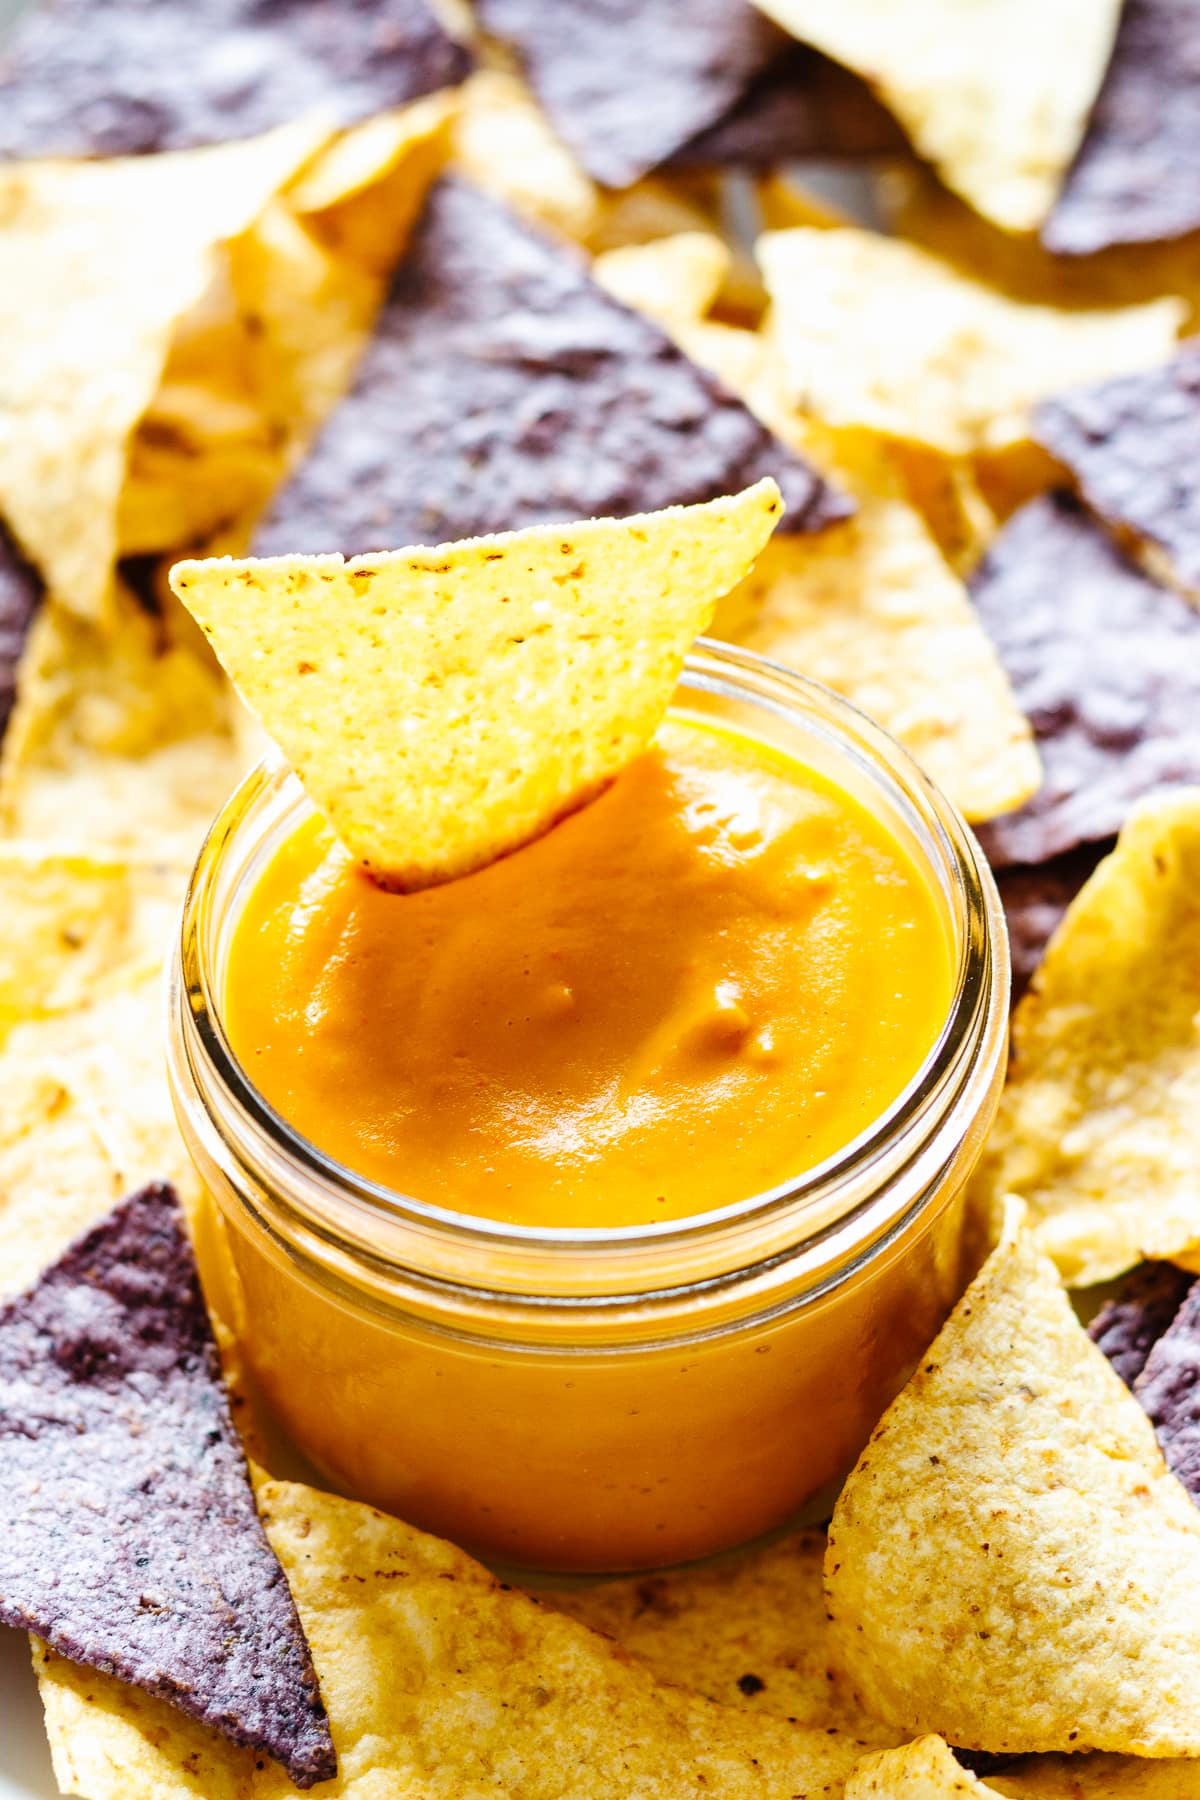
(223, 719, 953, 1228)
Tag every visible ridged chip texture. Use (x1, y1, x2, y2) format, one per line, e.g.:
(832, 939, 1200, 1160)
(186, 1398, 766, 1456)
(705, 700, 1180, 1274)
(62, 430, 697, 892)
(0, 0, 472, 157)
(0, 1182, 335, 1787)
(254, 178, 843, 558)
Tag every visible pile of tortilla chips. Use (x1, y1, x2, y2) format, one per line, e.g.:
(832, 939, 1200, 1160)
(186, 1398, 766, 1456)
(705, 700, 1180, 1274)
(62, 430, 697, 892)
(9, 0, 1200, 1796)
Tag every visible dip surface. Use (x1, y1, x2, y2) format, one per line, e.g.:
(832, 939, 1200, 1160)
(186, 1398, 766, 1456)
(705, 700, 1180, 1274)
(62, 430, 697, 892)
(224, 718, 953, 1228)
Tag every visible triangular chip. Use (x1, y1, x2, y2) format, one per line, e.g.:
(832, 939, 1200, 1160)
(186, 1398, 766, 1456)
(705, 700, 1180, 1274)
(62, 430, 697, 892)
(1045, 0, 1200, 255)
(172, 481, 783, 889)
(0, 1185, 334, 1785)
(718, 479, 1039, 824)
(847, 1737, 1004, 1798)
(536, 1528, 899, 1744)
(751, 0, 1122, 231)
(253, 179, 842, 559)
(825, 1220, 1200, 1755)
(1135, 1282, 1200, 1510)
(474, 0, 784, 187)
(971, 790, 1200, 1285)
(1089, 1264, 1195, 1391)
(37, 1474, 872, 1800)
(0, 121, 329, 619)
(0, 0, 470, 157)
(1034, 344, 1200, 603)
(759, 227, 1183, 458)
(971, 492, 1200, 868)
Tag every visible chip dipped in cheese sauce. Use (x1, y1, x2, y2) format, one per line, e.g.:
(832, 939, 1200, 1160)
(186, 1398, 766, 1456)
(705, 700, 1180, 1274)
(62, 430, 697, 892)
(224, 718, 952, 1230)
(170, 644, 1009, 1571)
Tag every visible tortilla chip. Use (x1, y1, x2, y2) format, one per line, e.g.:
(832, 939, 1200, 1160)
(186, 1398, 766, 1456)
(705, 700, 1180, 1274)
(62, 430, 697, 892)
(0, 843, 181, 1041)
(450, 69, 601, 243)
(994, 1756, 1200, 1797)
(718, 479, 1039, 823)
(0, 0, 470, 157)
(0, 521, 42, 745)
(592, 232, 731, 329)
(996, 847, 1108, 1003)
(1045, 0, 1200, 255)
(671, 43, 905, 168)
(847, 1737, 1004, 1798)
(1134, 1282, 1200, 1509)
(970, 493, 1200, 869)
(172, 481, 783, 889)
(39, 1475, 874, 1800)
(886, 442, 997, 575)
(759, 227, 1183, 458)
(887, 165, 1200, 325)
(826, 1219, 1200, 1755)
(0, 1185, 333, 1785)
(474, 0, 785, 188)
(0, 595, 245, 860)
(535, 1528, 899, 1744)
(1088, 1264, 1197, 1392)
(1035, 345, 1200, 604)
(0, 121, 329, 620)
(751, 0, 1121, 232)
(287, 89, 459, 278)
(971, 791, 1200, 1286)
(253, 179, 842, 559)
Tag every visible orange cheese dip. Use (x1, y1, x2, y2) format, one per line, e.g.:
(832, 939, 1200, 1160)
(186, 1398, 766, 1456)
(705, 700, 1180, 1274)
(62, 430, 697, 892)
(224, 719, 952, 1229)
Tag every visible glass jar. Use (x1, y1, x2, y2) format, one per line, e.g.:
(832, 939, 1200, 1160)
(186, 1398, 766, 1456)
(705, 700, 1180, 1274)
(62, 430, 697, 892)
(167, 641, 1009, 1573)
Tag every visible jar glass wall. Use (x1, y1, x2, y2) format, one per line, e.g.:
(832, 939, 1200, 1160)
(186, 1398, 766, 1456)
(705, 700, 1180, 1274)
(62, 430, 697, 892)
(167, 641, 1010, 1572)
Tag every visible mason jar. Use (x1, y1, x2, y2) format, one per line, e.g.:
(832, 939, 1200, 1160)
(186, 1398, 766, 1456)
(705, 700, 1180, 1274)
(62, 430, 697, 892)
(167, 640, 1009, 1572)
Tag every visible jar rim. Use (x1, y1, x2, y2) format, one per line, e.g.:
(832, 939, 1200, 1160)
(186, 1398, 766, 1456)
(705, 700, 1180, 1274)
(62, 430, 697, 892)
(170, 639, 1009, 1305)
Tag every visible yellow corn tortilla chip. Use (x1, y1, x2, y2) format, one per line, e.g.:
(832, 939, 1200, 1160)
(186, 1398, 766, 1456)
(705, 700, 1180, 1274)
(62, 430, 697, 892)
(288, 90, 458, 278)
(37, 1476, 873, 1800)
(0, 844, 182, 1041)
(758, 228, 1183, 458)
(0, 119, 329, 618)
(717, 476, 1038, 823)
(969, 789, 1200, 1287)
(592, 231, 731, 329)
(750, 0, 1121, 232)
(886, 167, 1200, 327)
(536, 1528, 900, 1744)
(0, 594, 245, 860)
(825, 1216, 1200, 1757)
(170, 482, 784, 890)
(847, 1737, 1003, 1798)
(452, 68, 601, 242)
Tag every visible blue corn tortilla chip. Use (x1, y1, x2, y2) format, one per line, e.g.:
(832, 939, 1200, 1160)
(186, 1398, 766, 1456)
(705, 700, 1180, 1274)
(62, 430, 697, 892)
(0, 521, 41, 743)
(474, 0, 786, 187)
(1089, 1263, 1196, 1389)
(1136, 1280, 1200, 1508)
(670, 45, 905, 168)
(971, 491, 1200, 870)
(1044, 0, 1200, 254)
(995, 847, 1106, 1002)
(0, 0, 471, 159)
(254, 177, 844, 557)
(0, 1182, 336, 1788)
(1034, 345, 1200, 602)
